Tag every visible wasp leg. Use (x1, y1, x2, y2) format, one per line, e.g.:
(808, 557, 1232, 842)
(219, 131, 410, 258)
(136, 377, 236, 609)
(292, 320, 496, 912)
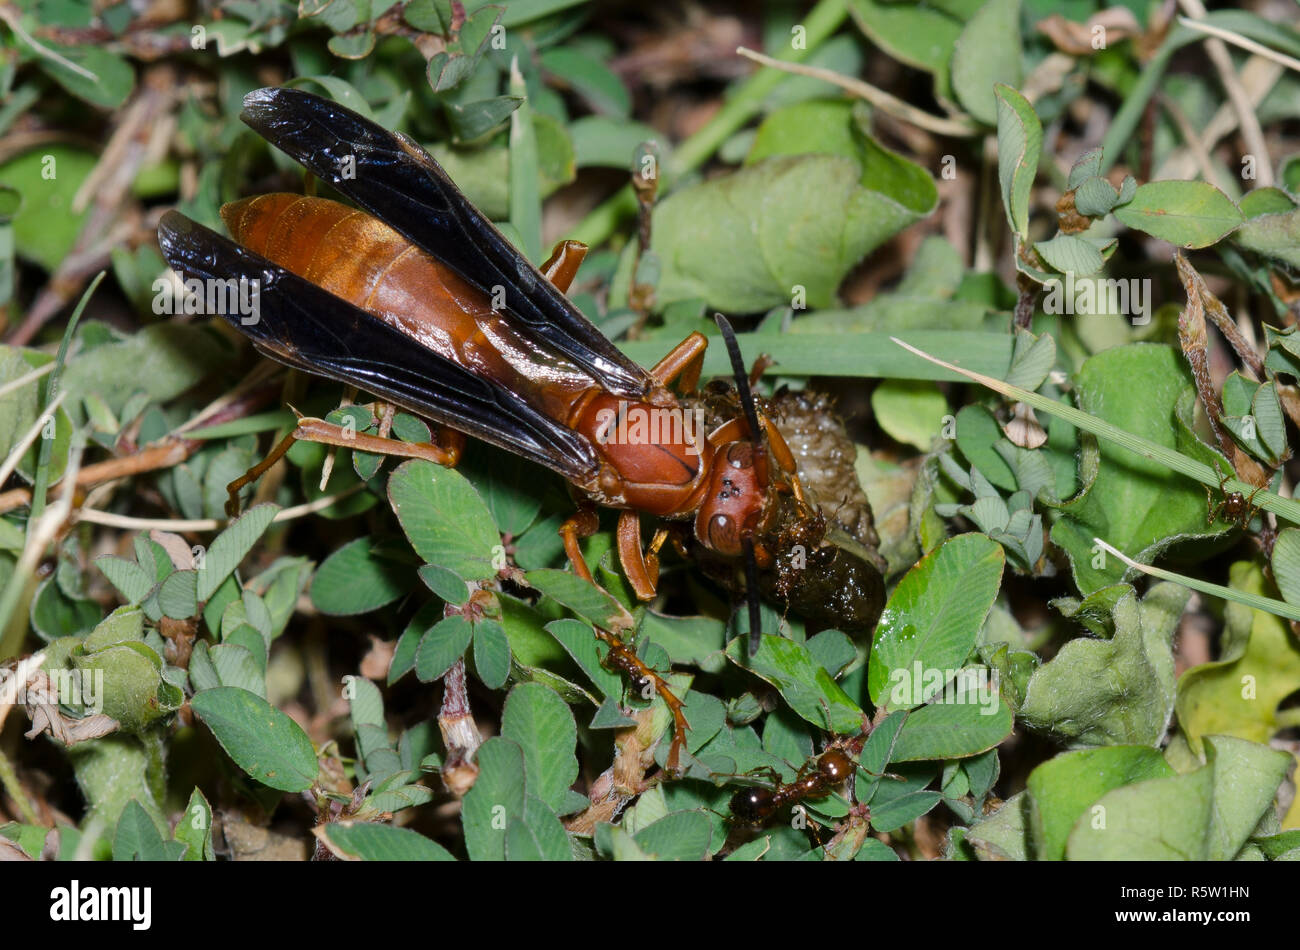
(616, 510, 670, 601)
(225, 414, 462, 516)
(708, 416, 748, 445)
(318, 387, 360, 491)
(559, 505, 601, 584)
(650, 332, 709, 394)
(540, 239, 588, 294)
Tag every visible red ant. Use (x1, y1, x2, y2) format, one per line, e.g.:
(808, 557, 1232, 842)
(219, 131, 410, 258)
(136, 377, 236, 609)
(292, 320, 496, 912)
(727, 745, 857, 827)
(596, 629, 690, 773)
(1205, 458, 1264, 529)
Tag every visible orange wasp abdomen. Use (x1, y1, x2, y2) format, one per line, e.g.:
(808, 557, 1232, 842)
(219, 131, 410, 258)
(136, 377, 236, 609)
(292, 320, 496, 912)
(221, 194, 595, 422)
(219, 193, 715, 514)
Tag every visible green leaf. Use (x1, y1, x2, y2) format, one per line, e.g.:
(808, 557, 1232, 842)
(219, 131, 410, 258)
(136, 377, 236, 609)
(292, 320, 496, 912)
(447, 96, 523, 143)
(1067, 148, 1104, 189)
(1113, 180, 1244, 249)
(210, 643, 264, 696)
(1073, 176, 1120, 217)
(389, 460, 500, 582)
(652, 153, 933, 312)
(544, 618, 625, 701)
(1176, 562, 1300, 753)
(993, 83, 1041, 238)
(868, 763, 943, 833)
(869, 533, 1005, 709)
(462, 449, 543, 538)
(953, 0, 1023, 126)
(61, 324, 229, 418)
(501, 683, 579, 814)
(157, 569, 198, 620)
(848, 0, 963, 79)
(870, 380, 948, 451)
(174, 788, 216, 861)
(954, 405, 1016, 491)
(1035, 233, 1104, 276)
(1026, 746, 1173, 860)
(505, 795, 573, 861)
(310, 537, 414, 615)
(539, 48, 630, 117)
(1020, 583, 1189, 746)
(113, 799, 182, 861)
(1201, 735, 1294, 860)
(964, 791, 1030, 860)
(472, 618, 511, 689)
(1004, 329, 1057, 392)
(461, 737, 528, 861)
(1049, 345, 1223, 595)
(426, 4, 502, 92)
(30, 577, 99, 641)
(416, 615, 474, 683)
(889, 685, 1014, 761)
(190, 687, 319, 793)
(1252, 382, 1286, 464)
(0, 147, 95, 271)
(1233, 202, 1300, 268)
(72, 640, 181, 732)
(347, 674, 385, 730)
(748, 99, 862, 165)
(95, 555, 153, 605)
(525, 568, 634, 630)
(1273, 528, 1300, 605)
(569, 116, 663, 169)
(83, 604, 143, 650)
(196, 504, 279, 601)
(325, 823, 456, 861)
(39, 44, 134, 109)
(1066, 760, 1213, 860)
(725, 636, 863, 734)
(632, 810, 713, 861)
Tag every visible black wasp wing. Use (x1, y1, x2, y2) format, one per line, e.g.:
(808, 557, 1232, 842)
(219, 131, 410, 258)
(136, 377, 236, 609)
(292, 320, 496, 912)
(158, 210, 600, 482)
(239, 85, 654, 400)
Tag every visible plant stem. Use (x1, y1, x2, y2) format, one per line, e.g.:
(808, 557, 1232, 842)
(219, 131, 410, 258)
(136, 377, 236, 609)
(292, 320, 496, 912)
(1093, 538, 1300, 621)
(28, 272, 103, 526)
(891, 337, 1300, 527)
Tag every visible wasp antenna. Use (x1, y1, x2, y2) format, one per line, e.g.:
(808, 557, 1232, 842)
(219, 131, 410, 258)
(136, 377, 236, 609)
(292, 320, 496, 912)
(743, 539, 763, 656)
(714, 313, 763, 444)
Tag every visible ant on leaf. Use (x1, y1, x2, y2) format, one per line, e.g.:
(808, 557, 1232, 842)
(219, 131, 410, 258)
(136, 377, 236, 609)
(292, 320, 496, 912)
(1205, 458, 1265, 529)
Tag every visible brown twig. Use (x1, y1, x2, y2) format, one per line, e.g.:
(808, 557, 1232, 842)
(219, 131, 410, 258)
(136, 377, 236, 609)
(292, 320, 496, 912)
(0, 385, 274, 514)
(1014, 272, 1039, 331)
(1175, 0, 1273, 186)
(436, 657, 482, 799)
(1174, 255, 1266, 381)
(735, 47, 980, 137)
(1173, 253, 1269, 487)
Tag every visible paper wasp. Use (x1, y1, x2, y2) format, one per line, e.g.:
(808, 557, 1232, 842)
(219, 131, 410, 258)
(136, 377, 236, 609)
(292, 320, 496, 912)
(157, 87, 823, 762)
